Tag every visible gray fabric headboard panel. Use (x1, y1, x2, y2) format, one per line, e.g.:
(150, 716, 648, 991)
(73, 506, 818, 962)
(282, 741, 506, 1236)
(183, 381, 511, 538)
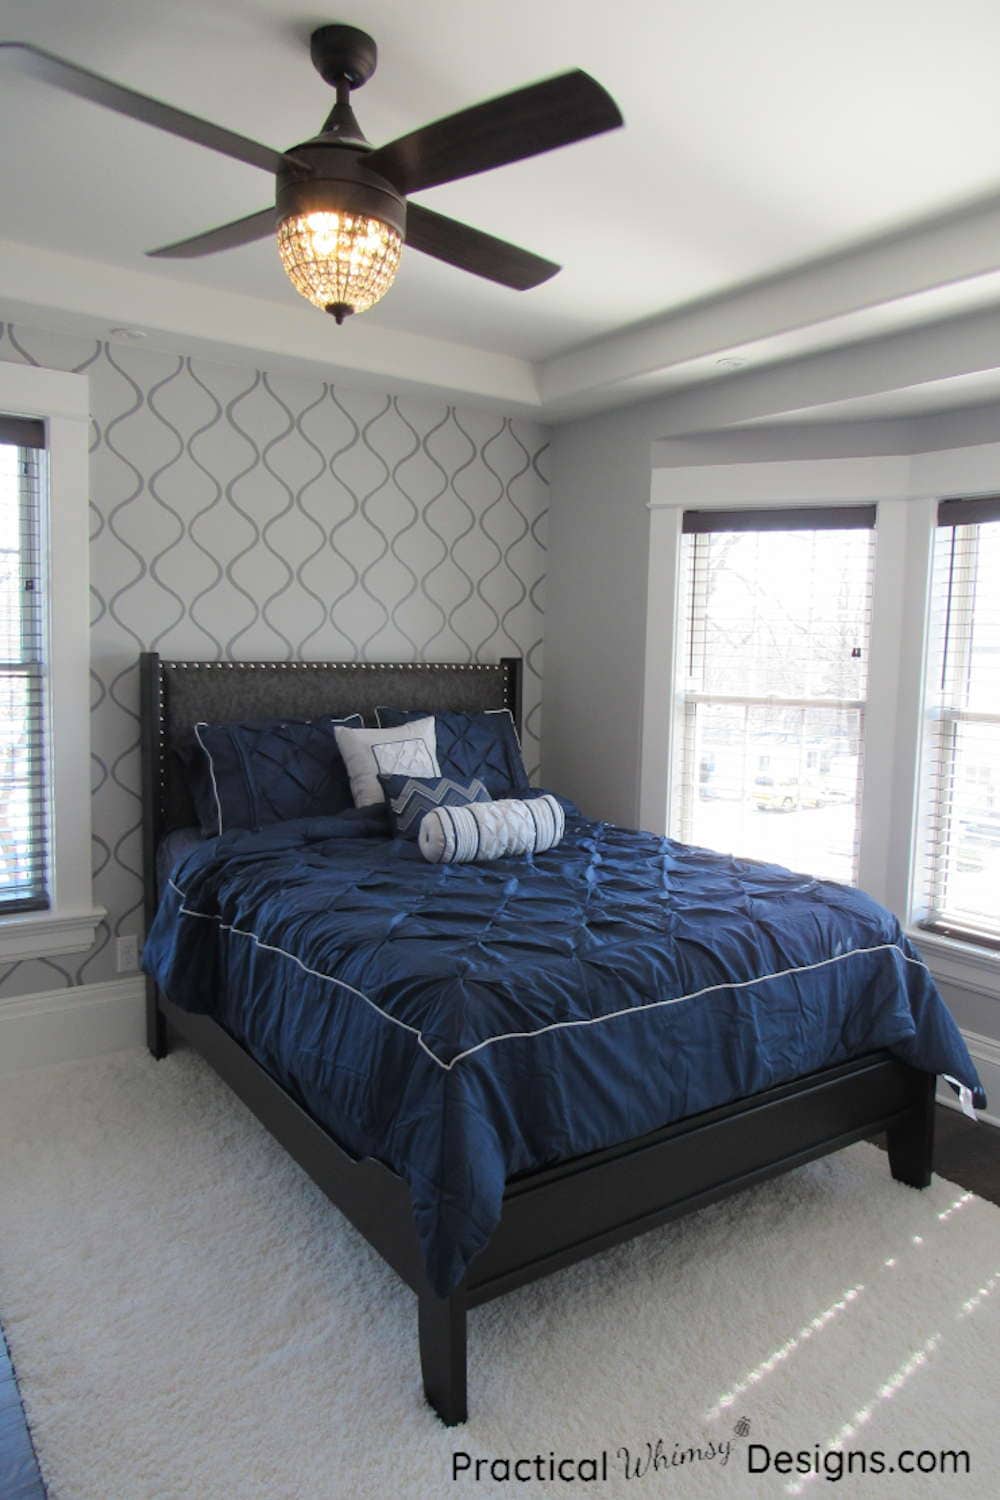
(141, 656, 521, 840)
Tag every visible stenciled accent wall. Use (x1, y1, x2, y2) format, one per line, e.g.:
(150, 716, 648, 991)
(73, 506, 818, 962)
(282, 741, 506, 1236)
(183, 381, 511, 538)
(0, 319, 549, 997)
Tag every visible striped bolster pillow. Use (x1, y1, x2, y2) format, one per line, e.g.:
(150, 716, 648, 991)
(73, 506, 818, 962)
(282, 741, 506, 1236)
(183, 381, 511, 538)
(418, 793, 565, 865)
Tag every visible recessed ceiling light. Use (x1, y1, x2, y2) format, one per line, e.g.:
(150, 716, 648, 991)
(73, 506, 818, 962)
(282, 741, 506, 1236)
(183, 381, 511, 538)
(715, 356, 746, 371)
(109, 326, 147, 340)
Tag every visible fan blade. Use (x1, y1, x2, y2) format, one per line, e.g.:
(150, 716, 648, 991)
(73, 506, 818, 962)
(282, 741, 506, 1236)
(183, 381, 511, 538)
(147, 208, 275, 259)
(365, 69, 622, 195)
(0, 42, 292, 174)
(406, 203, 558, 290)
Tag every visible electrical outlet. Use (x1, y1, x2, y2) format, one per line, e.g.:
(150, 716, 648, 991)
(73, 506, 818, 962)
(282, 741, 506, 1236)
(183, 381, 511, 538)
(116, 934, 139, 973)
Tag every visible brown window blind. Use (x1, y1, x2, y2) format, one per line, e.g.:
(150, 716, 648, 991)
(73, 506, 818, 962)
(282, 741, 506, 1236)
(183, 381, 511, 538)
(0, 421, 49, 913)
(683, 504, 877, 534)
(916, 499, 1000, 949)
(670, 508, 875, 884)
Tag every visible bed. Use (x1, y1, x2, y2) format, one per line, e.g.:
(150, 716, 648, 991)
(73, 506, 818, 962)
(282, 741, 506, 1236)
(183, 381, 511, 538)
(139, 651, 984, 1425)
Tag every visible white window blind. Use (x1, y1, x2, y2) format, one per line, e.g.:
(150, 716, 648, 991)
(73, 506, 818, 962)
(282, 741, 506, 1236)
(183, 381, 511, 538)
(670, 507, 875, 884)
(917, 497, 1000, 949)
(0, 416, 48, 913)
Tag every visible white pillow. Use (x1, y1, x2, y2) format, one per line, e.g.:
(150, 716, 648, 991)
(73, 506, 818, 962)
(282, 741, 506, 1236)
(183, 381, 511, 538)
(334, 717, 439, 808)
(419, 793, 564, 864)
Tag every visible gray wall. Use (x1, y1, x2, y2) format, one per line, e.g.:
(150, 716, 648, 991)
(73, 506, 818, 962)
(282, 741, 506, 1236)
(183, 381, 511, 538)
(0, 319, 549, 998)
(542, 402, 654, 825)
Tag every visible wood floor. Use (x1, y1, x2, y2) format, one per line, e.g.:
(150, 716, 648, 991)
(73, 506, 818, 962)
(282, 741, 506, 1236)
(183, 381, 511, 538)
(0, 1103, 994, 1499)
(873, 1103, 1000, 1207)
(0, 1328, 44, 1500)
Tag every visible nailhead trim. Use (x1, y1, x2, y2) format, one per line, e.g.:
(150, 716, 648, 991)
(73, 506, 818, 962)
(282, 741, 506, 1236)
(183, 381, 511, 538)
(164, 661, 501, 671)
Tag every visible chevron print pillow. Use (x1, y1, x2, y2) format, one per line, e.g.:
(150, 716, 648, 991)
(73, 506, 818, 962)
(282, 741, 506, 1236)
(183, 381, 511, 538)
(378, 773, 490, 840)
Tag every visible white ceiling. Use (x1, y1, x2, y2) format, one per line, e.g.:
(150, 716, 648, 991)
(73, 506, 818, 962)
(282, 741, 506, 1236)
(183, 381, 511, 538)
(7, 0, 1000, 422)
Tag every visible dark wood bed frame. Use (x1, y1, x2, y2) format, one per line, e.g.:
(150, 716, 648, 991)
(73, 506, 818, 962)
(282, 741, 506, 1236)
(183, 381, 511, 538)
(139, 651, 936, 1426)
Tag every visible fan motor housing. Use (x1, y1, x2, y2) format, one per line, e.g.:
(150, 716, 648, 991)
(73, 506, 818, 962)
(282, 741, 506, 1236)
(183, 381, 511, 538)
(309, 25, 377, 90)
(276, 141, 406, 237)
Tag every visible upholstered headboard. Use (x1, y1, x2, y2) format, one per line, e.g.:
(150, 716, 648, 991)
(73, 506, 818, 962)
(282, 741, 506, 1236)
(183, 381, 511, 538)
(138, 653, 522, 928)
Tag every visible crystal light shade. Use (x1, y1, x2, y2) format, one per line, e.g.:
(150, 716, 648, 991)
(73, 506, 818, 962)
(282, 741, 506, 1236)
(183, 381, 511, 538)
(277, 210, 402, 322)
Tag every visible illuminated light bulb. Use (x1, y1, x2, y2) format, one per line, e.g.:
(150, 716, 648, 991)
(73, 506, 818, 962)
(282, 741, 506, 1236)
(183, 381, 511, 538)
(277, 210, 402, 323)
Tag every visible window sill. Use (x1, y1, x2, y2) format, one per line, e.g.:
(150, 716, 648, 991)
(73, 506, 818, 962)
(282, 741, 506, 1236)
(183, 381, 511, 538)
(906, 926, 1000, 1001)
(0, 906, 106, 961)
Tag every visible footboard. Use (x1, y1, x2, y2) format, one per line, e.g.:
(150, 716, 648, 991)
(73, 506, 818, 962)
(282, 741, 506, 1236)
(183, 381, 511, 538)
(466, 1053, 933, 1304)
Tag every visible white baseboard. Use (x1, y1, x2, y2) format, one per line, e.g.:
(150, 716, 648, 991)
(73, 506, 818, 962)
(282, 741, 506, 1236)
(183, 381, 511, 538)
(936, 1027, 1000, 1128)
(0, 976, 145, 1076)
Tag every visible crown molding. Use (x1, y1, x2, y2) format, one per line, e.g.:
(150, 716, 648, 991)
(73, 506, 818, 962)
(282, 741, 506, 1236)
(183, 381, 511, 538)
(0, 238, 543, 416)
(12, 176, 1000, 431)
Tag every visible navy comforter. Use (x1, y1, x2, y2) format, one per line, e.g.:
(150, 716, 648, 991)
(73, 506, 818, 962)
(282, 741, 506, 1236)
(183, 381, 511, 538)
(144, 805, 985, 1295)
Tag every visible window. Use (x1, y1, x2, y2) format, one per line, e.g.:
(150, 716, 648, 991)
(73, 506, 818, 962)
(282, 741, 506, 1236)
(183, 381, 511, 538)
(0, 418, 47, 911)
(670, 507, 876, 884)
(916, 496, 1000, 949)
(0, 363, 101, 960)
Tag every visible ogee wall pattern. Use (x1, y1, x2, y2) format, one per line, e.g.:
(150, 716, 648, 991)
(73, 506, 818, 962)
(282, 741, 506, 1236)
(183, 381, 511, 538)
(0, 319, 548, 997)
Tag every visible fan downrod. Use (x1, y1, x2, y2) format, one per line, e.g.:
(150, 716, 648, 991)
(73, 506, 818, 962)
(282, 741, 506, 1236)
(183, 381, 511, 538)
(310, 25, 377, 90)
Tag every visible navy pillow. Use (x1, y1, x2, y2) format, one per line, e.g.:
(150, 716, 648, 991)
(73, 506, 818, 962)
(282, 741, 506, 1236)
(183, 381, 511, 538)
(375, 708, 528, 799)
(186, 715, 363, 834)
(378, 773, 491, 839)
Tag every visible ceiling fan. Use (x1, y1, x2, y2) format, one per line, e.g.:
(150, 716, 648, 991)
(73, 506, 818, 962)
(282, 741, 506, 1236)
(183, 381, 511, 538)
(0, 25, 624, 324)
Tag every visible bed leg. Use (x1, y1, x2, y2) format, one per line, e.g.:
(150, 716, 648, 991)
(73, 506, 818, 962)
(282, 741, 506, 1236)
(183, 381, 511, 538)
(886, 1071, 935, 1189)
(146, 978, 168, 1060)
(419, 1290, 467, 1426)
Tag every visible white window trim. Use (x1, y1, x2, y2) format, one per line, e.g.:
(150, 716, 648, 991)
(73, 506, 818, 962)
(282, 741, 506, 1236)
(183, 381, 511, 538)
(0, 363, 104, 959)
(904, 925, 1000, 1001)
(641, 442, 1000, 999)
(666, 516, 875, 881)
(642, 482, 898, 902)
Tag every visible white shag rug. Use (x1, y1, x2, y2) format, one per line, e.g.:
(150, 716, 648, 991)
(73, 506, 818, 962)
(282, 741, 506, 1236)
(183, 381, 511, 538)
(0, 1048, 997, 1500)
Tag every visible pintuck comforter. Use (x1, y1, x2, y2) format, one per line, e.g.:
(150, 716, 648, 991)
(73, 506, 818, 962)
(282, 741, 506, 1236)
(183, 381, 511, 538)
(143, 803, 985, 1295)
